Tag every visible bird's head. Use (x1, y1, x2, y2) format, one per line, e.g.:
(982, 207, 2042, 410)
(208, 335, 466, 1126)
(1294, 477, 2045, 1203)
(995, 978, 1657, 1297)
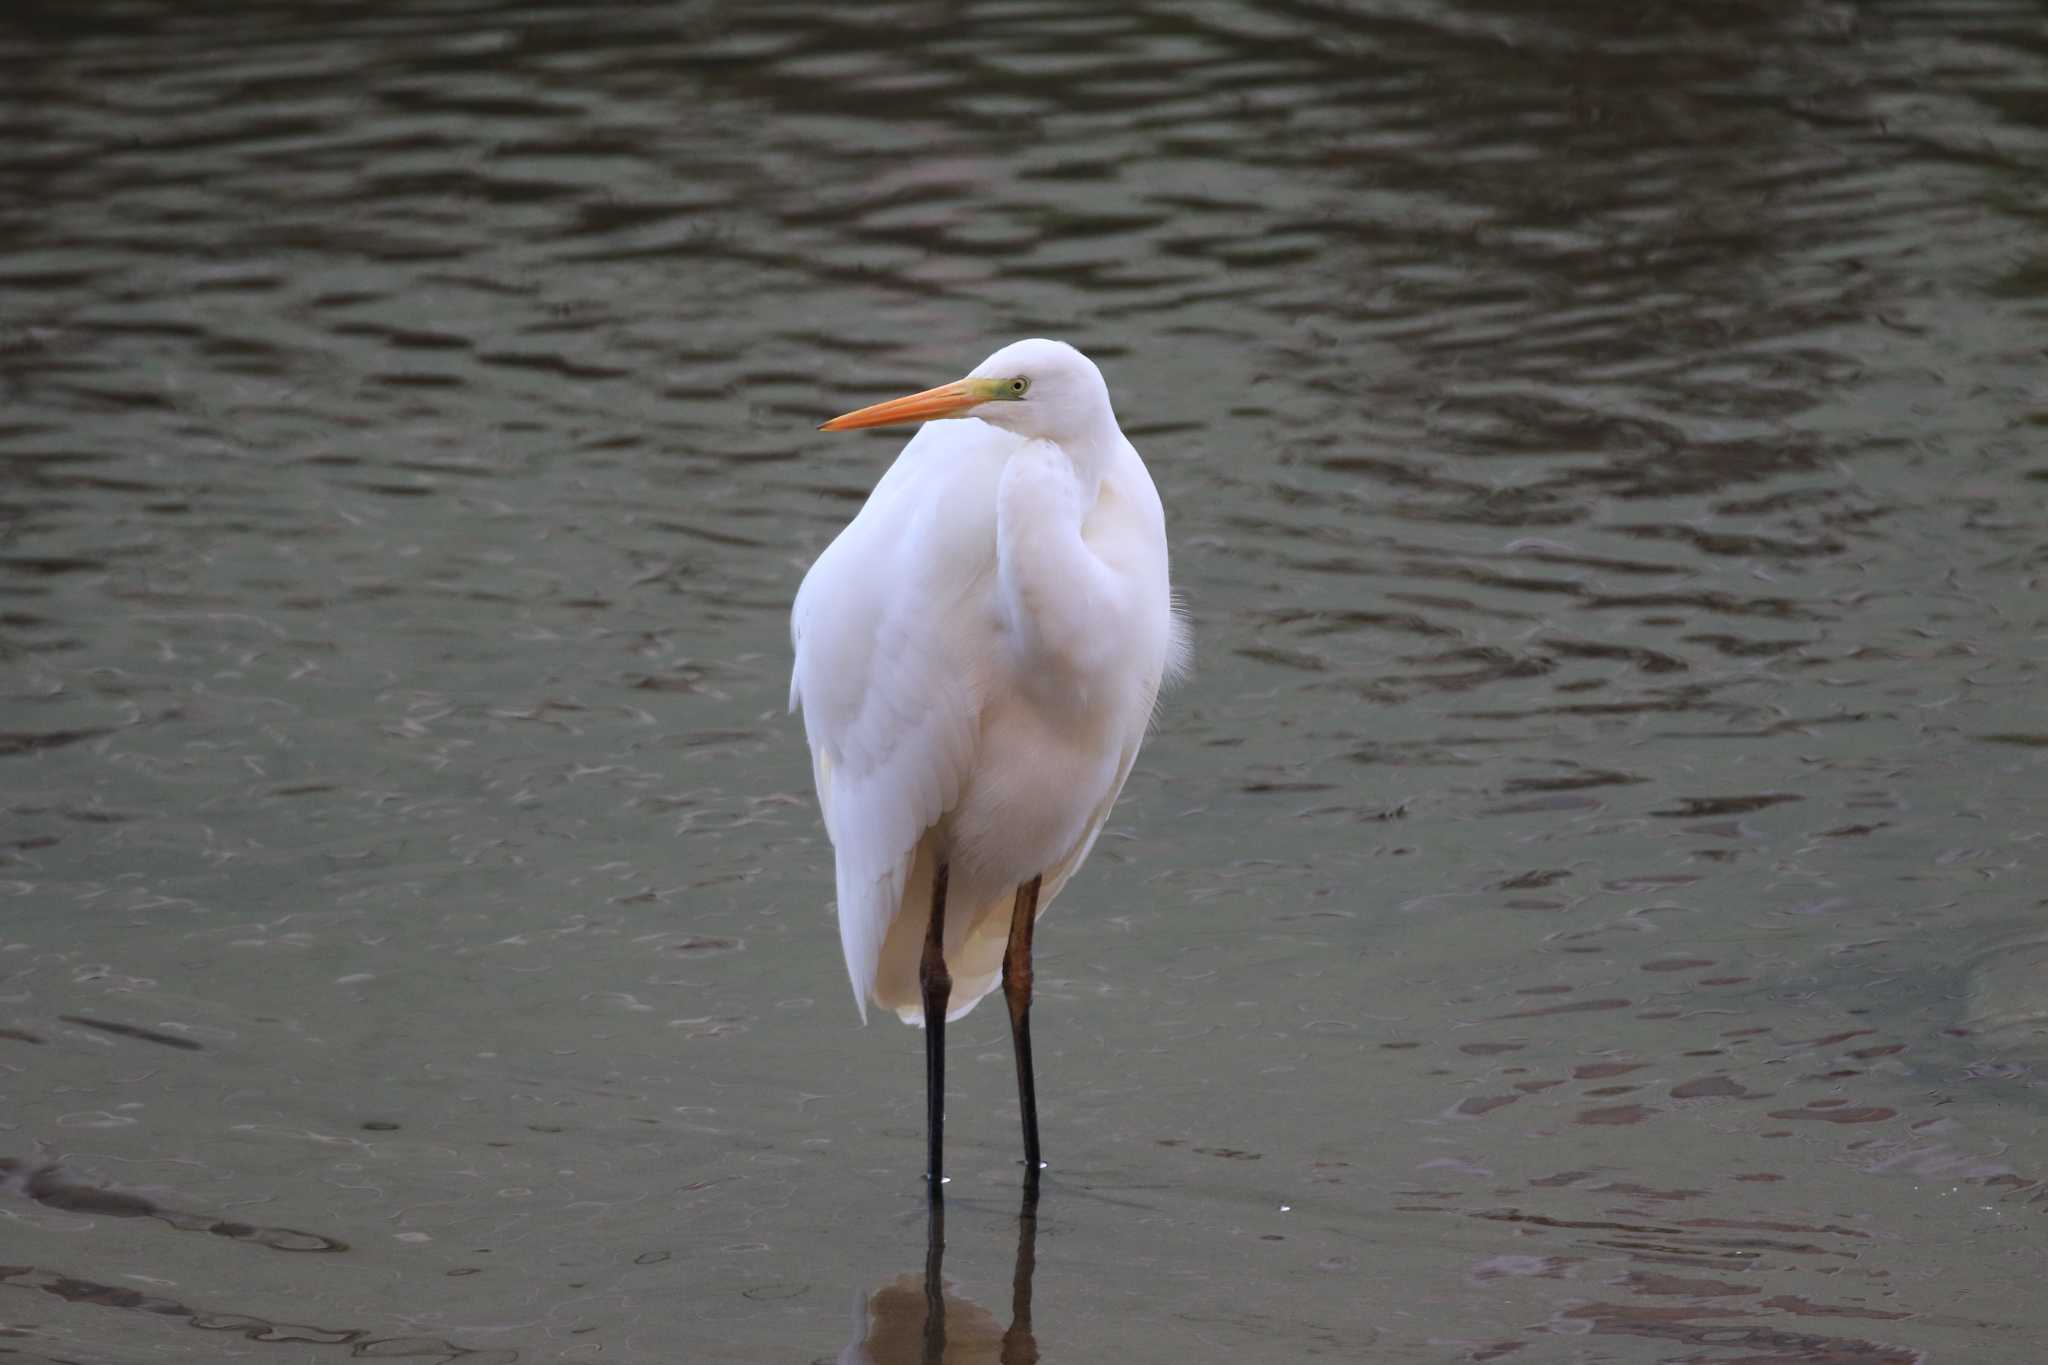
(820, 338, 1116, 447)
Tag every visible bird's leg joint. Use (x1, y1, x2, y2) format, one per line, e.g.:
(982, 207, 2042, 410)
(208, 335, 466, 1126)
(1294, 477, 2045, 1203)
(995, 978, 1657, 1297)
(920, 943, 952, 1002)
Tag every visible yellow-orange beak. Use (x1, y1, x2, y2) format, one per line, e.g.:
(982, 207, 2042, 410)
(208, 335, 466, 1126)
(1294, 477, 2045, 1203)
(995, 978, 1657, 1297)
(819, 378, 997, 431)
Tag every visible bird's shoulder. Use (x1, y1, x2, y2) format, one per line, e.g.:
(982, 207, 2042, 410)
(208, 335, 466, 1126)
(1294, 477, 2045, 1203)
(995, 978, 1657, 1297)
(789, 421, 1012, 767)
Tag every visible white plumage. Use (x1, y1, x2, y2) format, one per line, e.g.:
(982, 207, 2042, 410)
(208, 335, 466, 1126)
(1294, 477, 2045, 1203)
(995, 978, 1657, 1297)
(790, 339, 1187, 1027)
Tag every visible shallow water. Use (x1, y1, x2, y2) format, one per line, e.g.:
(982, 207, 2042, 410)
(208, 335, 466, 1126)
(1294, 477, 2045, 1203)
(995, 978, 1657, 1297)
(4, 1, 2046, 1361)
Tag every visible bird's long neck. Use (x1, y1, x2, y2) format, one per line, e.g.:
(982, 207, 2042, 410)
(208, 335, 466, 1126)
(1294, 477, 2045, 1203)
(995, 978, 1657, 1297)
(995, 427, 1122, 691)
(1046, 406, 1120, 490)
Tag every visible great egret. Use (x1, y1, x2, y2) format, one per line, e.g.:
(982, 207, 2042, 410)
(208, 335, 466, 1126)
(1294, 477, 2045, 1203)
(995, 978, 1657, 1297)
(791, 338, 1187, 1191)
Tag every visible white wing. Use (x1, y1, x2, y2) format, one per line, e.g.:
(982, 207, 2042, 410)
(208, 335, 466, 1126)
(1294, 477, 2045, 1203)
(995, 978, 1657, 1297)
(790, 419, 1014, 1021)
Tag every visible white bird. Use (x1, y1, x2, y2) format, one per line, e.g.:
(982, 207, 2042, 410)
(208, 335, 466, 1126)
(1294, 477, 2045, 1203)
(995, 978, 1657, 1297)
(790, 338, 1187, 1191)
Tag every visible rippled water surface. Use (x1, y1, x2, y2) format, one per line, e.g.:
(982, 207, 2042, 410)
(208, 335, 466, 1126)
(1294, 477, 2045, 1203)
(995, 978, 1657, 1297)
(5, 2, 2047, 1361)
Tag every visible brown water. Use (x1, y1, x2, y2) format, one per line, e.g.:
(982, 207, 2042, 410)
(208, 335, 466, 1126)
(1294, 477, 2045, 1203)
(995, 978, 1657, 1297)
(4, 2, 2046, 1361)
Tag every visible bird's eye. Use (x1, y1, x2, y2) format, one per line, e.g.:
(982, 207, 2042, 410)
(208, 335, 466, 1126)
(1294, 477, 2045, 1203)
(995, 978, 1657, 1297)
(1009, 378, 1029, 397)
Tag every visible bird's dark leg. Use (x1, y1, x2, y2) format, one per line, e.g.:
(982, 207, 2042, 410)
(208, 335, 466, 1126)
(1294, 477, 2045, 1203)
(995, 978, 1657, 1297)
(921, 859, 952, 1192)
(1003, 875, 1044, 1187)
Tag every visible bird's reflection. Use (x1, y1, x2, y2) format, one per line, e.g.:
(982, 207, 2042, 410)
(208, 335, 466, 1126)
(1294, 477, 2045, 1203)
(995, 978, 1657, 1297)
(840, 1192, 1039, 1365)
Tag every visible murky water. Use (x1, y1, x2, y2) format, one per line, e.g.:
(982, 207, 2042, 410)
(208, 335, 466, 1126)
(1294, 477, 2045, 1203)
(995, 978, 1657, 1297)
(4, 2, 2046, 1360)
